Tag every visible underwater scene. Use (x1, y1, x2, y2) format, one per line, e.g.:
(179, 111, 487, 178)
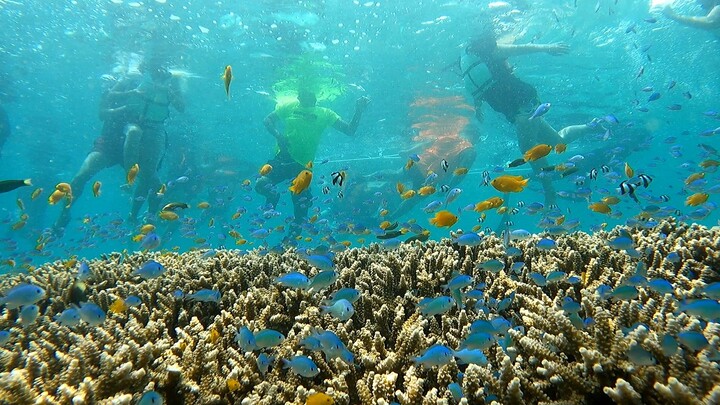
(1, 0, 720, 403)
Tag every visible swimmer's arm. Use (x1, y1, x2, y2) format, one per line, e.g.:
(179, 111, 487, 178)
(264, 112, 289, 150)
(333, 96, 370, 136)
(496, 43, 569, 58)
(664, 6, 720, 29)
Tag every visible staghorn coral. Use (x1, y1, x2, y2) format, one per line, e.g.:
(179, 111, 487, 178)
(0, 221, 718, 403)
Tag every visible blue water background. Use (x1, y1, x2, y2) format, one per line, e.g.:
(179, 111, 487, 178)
(0, 0, 718, 271)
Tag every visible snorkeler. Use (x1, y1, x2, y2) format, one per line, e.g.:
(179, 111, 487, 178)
(126, 61, 185, 224)
(53, 73, 145, 234)
(256, 88, 369, 229)
(663, 0, 720, 33)
(461, 28, 599, 206)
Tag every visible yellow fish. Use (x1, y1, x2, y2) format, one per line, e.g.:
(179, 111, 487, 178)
(48, 189, 66, 205)
(197, 202, 210, 209)
(684, 172, 705, 185)
(429, 210, 458, 227)
(453, 167, 468, 176)
(404, 159, 414, 170)
(523, 144, 552, 162)
(159, 210, 179, 221)
(127, 164, 140, 185)
(140, 224, 156, 234)
(417, 186, 436, 196)
(31, 188, 43, 200)
(92, 181, 102, 197)
(379, 220, 392, 230)
(289, 170, 313, 194)
(109, 298, 128, 314)
(396, 182, 405, 194)
(685, 193, 709, 206)
(12, 221, 26, 230)
(491, 175, 528, 193)
(156, 184, 167, 197)
(16, 198, 24, 211)
(259, 164, 273, 176)
(379, 209, 389, 217)
(55, 182, 72, 194)
(589, 202, 611, 214)
(474, 196, 504, 212)
(601, 196, 620, 205)
(400, 190, 416, 199)
(221, 65, 232, 99)
(132, 234, 144, 242)
(305, 161, 314, 170)
(624, 162, 634, 178)
(306, 392, 334, 405)
(555, 143, 567, 154)
(699, 159, 720, 169)
(227, 378, 240, 392)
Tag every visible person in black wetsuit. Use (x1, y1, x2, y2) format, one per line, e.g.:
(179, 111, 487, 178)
(53, 73, 145, 233)
(461, 29, 598, 205)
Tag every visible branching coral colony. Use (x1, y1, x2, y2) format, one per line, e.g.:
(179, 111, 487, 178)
(1, 221, 719, 404)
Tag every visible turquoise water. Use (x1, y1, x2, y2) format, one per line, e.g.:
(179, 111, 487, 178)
(0, 0, 718, 271)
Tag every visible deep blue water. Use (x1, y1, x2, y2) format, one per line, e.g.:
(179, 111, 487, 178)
(0, 0, 718, 272)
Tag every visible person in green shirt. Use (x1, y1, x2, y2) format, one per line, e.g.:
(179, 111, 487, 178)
(257, 88, 369, 226)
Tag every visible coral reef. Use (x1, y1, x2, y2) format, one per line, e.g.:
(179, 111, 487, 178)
(0, 220, 719, 404)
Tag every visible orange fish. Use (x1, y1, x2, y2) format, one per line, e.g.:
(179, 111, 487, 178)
(127, 163, 139, 185)
(624, 162, 634, 178)
(259, 164, 273, 176)
(289, 170, 313, 194)
(429, 210, 458, 227)
(555, 143, 567, 154)
(523, 144, 552, 162)
(491, 175, 528, 193)
(685, 193, 709, 206)
(589, 202, 611, 214)
(221, 65, 232, 99)
(92, 181, 102, 197)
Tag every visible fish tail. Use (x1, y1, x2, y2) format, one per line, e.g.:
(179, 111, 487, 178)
(23, 179, 32, 186)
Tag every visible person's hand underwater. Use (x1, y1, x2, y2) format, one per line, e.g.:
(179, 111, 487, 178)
(356, 96, 371, 111)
